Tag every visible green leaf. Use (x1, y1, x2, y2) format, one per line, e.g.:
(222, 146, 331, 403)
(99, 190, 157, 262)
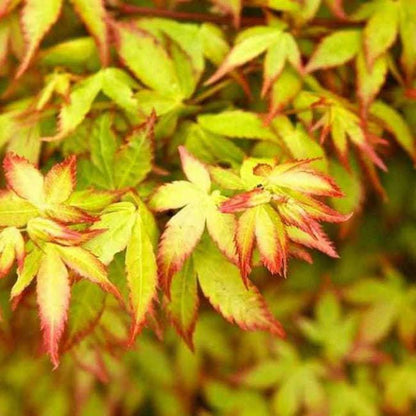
(125, 214, 157, 341)
(272, 116, 327, 171)
(269, 67, 302, 115)
(113, 115, 154, 189)
(206, 26, 281, 84)
(306, 30, 361, 72)
(84, 202, 136, 264)
(0, 191, 38, 227)
(193, 236, 284, 336)
(166, 258, 199, 348)
(370, 100, 416, 161)
(198, 110, 277, 141)
(10, 247, 42, 301)
(364, 0, 399, 67)
(50, 73, 102, 140)
(70, 0, 109, 65)
(116, 23, 183, 98)
(101, 68, 138, 114)
(39, 37, 100, 69)
(184, 123, 245, 167)
(399, 0, 416, 81)
(200, 23, 229, 65)
(64, 279, 105, 348)
(356, 51, 388, 109)
(89, 113, 117, 187)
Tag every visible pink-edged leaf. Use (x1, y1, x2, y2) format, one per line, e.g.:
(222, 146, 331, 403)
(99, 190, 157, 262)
(166, 257, 199, 349)
(55, 245, 121, 301)
(70, 0, 109, 65)
(206, 201, 238, 265)
(27, 217, 96, 246)
(67, 189, 120, 212)
(45, 205, 97, 224)
(220, 189, 272, 213)
(44, 155, 76, 204)
(289, 245, 313, 264)
(36, 245, 70, 368)
(125, 214, 158, 343)
(277, 195, 351, 234)
(286, 225, 339, 258)
(16, 0, 63, 78)
(178, 146, 211, 193)
(194, 237, 285, 337)
(0, 190, 38, 227)
(158, 203, 205, 293)
(3, 153, 44, 205)
(149, 181, 202, 212)
(236, 208, 257, 280)
(254, 205, 287, 276)
(267, 160, 344, 197)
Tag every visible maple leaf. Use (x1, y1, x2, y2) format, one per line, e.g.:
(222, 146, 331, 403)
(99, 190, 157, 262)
(237, 340, 327, 416)
(150, 146, 238, 293)
(294, 91, 387, 170)
(16, 0, 109, 77)
(83, 196, 158, 343)
(344, 268, 416, 348)
(298, 292, 358, 363)
(205, 25, 302, 96)
(219, 158, 349, 280)
(2, 153, 95, 225)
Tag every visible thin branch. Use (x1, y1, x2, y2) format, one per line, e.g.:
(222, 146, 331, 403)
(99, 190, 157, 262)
(115, 4, 265, 26)
(114, 4, 360, 29)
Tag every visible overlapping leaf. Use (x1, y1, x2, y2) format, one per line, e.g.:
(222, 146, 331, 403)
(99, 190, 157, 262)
(219, 157, 348, 279)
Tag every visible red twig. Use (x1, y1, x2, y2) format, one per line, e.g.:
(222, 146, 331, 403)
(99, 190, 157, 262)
(116, 3, 265, 26)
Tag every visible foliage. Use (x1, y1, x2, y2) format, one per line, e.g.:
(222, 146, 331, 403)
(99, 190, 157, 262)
(0, 0, 415, 414)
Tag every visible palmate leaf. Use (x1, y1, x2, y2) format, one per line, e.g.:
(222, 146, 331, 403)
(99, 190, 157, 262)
(298, 292, 357, 363)
(44, 68, 139, 141)
(150, 146, 238, 292)
(115, 22, 183, 99)
(344, 268, 416, 347)
(295, 91, 388, 170)
(2, 153, 95, 224)
(238, 341, 327, 416)
(220, 158, 348, 279)
(85, 112, 154, 191)
(16, 0, 109, 77)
